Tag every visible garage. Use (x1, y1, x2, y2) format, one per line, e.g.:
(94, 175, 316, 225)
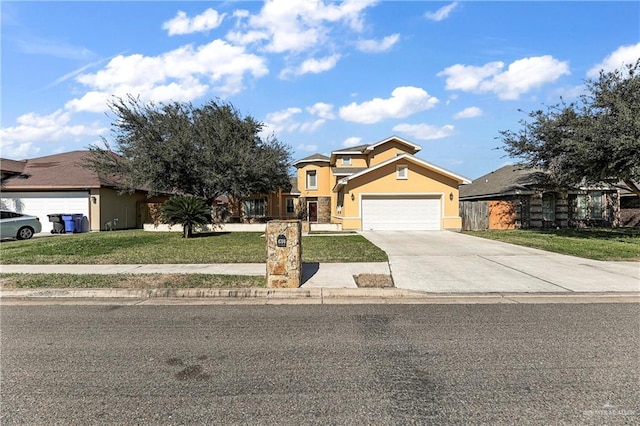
(361, 195, 441, 231)
(1, 191, 90, 233)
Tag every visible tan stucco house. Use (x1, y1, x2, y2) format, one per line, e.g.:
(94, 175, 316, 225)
(293, 136, 471, 231)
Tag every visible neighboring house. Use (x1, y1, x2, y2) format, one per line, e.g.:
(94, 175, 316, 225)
(1, 151, 151, 232)
(459, 165, 620, 230)
(293, 135, 471, 231)
(617, 182, 640, 227)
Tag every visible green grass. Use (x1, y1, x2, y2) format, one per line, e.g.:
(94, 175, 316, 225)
(0, 230, 388, 264)
(0, 273, 265, 289)
(463, 228, 640, 261)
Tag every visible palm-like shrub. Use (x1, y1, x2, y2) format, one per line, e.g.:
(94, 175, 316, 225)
(161, 195, 212, 238)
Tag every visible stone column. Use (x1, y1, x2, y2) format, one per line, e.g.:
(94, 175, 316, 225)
(266, 220, 302, 288)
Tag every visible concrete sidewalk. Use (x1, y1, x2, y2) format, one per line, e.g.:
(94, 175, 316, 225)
(0, 262, 392, 289)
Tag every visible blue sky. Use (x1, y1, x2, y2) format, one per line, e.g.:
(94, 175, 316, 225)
(2, 1, 639, 180)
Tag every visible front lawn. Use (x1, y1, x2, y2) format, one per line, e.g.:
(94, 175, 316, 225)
(0, 273, 265, 289)
(0, 230, 388, 264)
(463, 228, 640, 261)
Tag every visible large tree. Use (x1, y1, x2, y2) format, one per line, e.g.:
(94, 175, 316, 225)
(500, 60, 640, 197)
(86, 96, 292, 202)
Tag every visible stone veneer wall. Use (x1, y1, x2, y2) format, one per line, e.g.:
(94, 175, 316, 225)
(317, 196, 331, 223)
(265, 220, 302, 288)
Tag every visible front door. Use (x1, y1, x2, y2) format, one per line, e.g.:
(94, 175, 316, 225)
(308, 201, 318, 222)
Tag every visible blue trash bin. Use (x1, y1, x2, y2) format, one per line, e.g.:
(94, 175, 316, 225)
(61, 215, 76, 233)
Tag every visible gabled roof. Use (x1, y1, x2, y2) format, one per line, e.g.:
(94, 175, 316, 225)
(331, 144, 370, 155)
(364, 135, 422, 154)
(292, 153, 330, 166)
(1, 151, 123, 190)
(333, 153, 471, 191)
(459, 164, 560, 200)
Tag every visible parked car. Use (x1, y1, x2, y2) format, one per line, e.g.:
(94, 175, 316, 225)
(0, 210, 42, 240)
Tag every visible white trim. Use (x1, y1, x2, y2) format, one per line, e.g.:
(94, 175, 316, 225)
(293, 157, 330, 166)
(306, 170, 318, 190)
(307, 200, 318, 223)
(396, 164, 408, 180)
(332, 150, 364, 155)
(333, 154, 471, 192)
(364, 135, 422, 153)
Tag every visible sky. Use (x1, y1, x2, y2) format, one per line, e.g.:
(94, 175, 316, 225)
(1, 1, 639, 180)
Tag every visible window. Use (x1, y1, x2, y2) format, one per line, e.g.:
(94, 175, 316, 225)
(396, 165, 408, 180)
(590, 191, 603, 219)
(242, 199, 265, 217)
(576, 192, 604, 220)
(286, 198, 295, 215)
(342, 157, 351, 166)
(306, 170, 317, 189)
(542, 193, 555, 221)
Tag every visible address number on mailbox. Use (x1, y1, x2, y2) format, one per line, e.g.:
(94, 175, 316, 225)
(277, 234, 287, 247)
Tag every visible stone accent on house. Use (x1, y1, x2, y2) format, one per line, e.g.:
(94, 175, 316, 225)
(318, 196, 331, 223)
(266, 220, 302, 288)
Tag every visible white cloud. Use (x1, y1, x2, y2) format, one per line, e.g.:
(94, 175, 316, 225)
(163, 8, 226, 36)
(299, 119, 326, 132)
(438, 56, 570, 100)
(393, 123, 455, 140)
(307, 102, 335, 119)
(297, 143, 318, 152)
(356, 34, 400, 53)
(454, 106, 482, 119)
(280, 54, 341, 78)
(339, 86, 439, 124)
(0, 110, 107, 158)
(342, 137, 362, 147)
(66, 40, 268, 113)
(587, 42, 640, 78)
(425, 2, 458, 22)
(231, 0, 378, 53)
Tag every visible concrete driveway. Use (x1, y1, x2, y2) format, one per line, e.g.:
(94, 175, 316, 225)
(360, 231, 640, 293)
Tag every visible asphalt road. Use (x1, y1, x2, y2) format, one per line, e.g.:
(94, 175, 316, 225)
(2, 304, 639, 425)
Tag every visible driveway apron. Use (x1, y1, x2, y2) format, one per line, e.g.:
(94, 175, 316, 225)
(360, 231, 640, 293)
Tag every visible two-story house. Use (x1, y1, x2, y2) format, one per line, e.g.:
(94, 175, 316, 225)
(293, 135, 471, 231)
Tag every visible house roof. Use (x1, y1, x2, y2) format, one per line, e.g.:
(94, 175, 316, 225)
(292, 153, 330, 166)
(364, 135, 422, 154)
(331, 167, 367, 176)
(459, 165, 554, 200)
(330, 144, 370, 155)
(0, 158, 27, 175)
(289, 177, 300, 195)
(1, 150, 123, 191)
(333, 153, 471, 192)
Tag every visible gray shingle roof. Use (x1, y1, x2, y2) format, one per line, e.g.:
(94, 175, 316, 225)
(292, 153, 330, 166)
(331, 167, 367, 175)
(460, 165, 549, 199)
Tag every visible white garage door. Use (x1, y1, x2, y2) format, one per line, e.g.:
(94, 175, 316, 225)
(361, 196, 441, 231)
(1, 192, 89, 233)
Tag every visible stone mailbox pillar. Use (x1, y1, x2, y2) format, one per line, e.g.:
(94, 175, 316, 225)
(266, 220, 302, 288)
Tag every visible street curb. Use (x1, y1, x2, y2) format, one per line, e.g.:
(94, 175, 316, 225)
(1, 288, 639, 304)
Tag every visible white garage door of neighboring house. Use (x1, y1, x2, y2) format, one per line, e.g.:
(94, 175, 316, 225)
(0, 192, 90, 233)
(361, 196, 441, 231)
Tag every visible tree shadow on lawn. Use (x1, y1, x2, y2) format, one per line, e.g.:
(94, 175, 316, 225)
(189, 232, 232, 238)
(536, 228, 640, 240)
